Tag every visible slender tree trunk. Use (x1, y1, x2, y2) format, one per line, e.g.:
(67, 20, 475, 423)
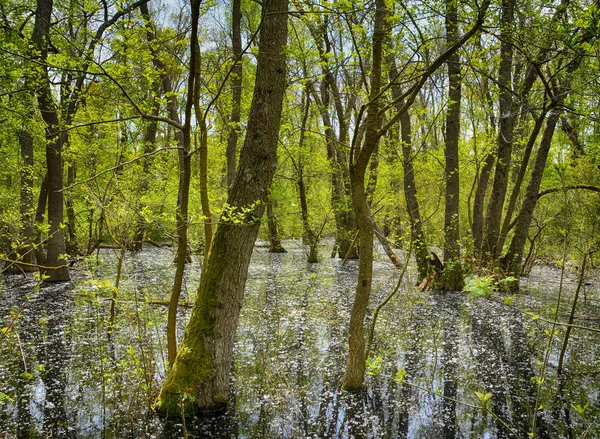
(65, 157, 77, 254)
(296, 86, 319, 262)
(34, 173, 48, 265)
(132, 51, 160, 251)
(482, 0, 515, 260)
(165, 0, 201, 367)
(472, 152, 494, 252)
(306, 24, 358, 260)
(198, 118, 213, 256)
(267, 197, 286, 253)
(440, 0, 462, 290)
(156, 0, 288, 413)
(32, 0, 70, 281)
(298, 163, 318, 262)
(504, 107, 562, 280)
(496, 110, 547, 253)
(7, 128, 37, 272)
(226, 0, 242, 192)
(557, 252, 588, 375)
(343, 0, 385, 391)
(387, 51, 429, 280)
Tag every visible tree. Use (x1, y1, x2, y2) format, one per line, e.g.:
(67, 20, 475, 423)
(440, 0, 464, 291)
(30, 0, 70, 281)
(156, 0, 289, 413)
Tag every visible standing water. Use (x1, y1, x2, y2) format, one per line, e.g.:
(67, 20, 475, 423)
(1, 243, 599, 438)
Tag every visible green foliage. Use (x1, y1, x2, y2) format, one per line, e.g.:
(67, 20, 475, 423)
(474, 391, 493, 408)
(463, 275, 495, 298)
(366, 356, 383, 376)
(463, 275, 519, 298)
(394, 368, 407, 383)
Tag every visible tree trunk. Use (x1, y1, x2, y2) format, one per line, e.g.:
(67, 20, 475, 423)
(65, 157, 77, 254)
(226, 0, 242, 193)
(198, 118, 213, 256)
(482, 0, 515, 260)
(156, 0, 288, 413)
(32, 0, 70, 282)
(296, 86, 319, 262)
(472, 152, 494, 253)
(306, 24, 358, 260)
(496, 110, 547, 253)
(503, 108, 562, 280)
(267, 197, 286, 253)
(298, 163, 318, 262)
(343, 0, 386, 391)
(34, 173, 48, 266)
(440, 0, 462, 291)
(166, 0, 201, 367)
(386, 48, 430, 281)
(6, 128, 37, 272)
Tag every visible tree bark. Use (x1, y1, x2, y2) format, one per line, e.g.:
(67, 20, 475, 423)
(267, 197, 286, 253)
(503, 107, 562, 280)
(226, 0, 243, 193)
(343, 0, 386, 391)
(65, 156, 77, 254)
(387, 52, 429, 281)
(482, 0, 515, 260)
(472, 152, 494, 252)
(32, 0, 70, 282)
(6, 128, 37, 272)
(166, 0, 200, 367)
(34, 173, 48, 265)
(440, 0, 463, 290)
(306, 22, 358, 260)
(156, 0, 288, 413)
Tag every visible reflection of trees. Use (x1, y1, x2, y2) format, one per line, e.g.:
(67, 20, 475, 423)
(38, 285, 73, 438)
(7, 278, 38, 439)
(470, 300, 542, 438)
(1, 279, 73, 438)
(439, 294, 463, 439)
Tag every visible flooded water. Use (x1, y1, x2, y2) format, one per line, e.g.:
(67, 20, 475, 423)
(1, 243, 599, 438)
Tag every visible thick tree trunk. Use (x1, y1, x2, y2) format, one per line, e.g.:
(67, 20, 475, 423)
(482, 0, 515, 260)
(226, 0, 242, 193)
(156, 0, 288, 413)
(343, 0, 385, 391)
(440, 0, 462, 291)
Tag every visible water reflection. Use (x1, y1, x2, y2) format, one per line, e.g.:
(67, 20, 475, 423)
(1, 244, 599, 438)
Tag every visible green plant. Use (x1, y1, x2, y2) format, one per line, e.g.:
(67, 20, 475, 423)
(463, 275, 495, 297)
(366, 356, 383, 376)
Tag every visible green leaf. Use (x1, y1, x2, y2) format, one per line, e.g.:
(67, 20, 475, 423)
(395, 368, 407, 383)
(503, 295, 516, 305)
